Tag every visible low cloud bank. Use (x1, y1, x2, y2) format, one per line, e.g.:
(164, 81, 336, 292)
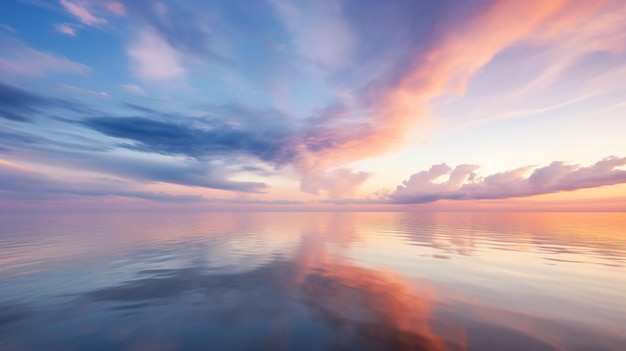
(391, 156, 626, 204)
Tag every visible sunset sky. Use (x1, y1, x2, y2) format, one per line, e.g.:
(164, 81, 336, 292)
(1, 0, 625, 211)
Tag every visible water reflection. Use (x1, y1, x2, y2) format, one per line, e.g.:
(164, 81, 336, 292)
(0, 212, 625, 350)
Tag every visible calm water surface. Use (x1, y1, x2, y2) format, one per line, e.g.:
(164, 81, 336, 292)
(0, 212, 624, 351)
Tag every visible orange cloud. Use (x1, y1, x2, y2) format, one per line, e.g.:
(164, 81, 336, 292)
(305, 0, 624, 169)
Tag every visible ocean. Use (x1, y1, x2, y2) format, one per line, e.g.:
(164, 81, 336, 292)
(0, 212, 624, 350)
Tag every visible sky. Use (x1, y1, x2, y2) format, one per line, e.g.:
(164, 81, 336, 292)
(0, 0, 625, 211)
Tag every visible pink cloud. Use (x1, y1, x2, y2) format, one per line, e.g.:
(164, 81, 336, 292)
(60, 0, 107, 26)
(300, 168, 371, 199)
(105, 1, 125, 16)
(391, 156, 626, 203)
(298, 0, 626, 178)
(55, 23, 77, 36)
(127, 27, 185, 81)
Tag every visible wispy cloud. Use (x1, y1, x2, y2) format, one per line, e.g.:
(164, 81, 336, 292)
(301, 168, 371, 199)
(59, 0, 106, 26)
(81, 109, 295, 164)
(104, 1, 125, 16)
(271, 0, 354, 68)
(2, 0, 625, 205)
(120, 84, 146, 96)
(390, 156, 626, 204)
(0, 35, 89, 77)
(122, 1, 223, 62)
(286, 0, 626, 177)
(0, 82, 95, 122)
(0, 23, 16, 33)
(127, 27, 185, 81)
(0, 83, 47, 122)
(0, 159, 206, 202)
(55, 23, 78, 36)
(59, 83, 107, 97)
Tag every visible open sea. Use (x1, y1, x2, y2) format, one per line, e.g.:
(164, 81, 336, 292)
(0, 212, 624, 351)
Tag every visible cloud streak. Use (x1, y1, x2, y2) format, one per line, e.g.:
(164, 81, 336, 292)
(55, 23, 77, 36)
(0, 82, 95, 122)
(0, 34, 89, 77)
(291, 0, 626, 172)
(81, 108, 296, 164)
(391, 156, 626, 204)
(60, 0, 106, 26)
(0, 159, 206, 203)
(2, 0, 625, 205)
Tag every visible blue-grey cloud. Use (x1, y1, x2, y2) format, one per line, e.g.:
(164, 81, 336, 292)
(81, 105, 298, 165)
(0, 82, 45, 122)
(0, 125, 114, 154)
(0, 161, 207, 202)
(0, 82, 97, 122)
(4, 142, 268, 193)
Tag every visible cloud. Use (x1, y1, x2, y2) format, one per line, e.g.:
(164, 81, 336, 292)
(0, 35, 90, 77)
(391, 156, 626, 204)
(105, 1, 125, 16)
(127, 27, 185, 81)
(81, 104, 297, 164)
(122, 1, 223, 62)
(118, 1, 294, 90)
(0, 127, 111, 154)
(0, 82, 47, 122)
(271, 0, 355, 68)
(121, 1, 248, 84)
(0, 160, 206, 202)
(0, 125, 269, 193)
(5, 0, 625, 202)
(77, 106, 373, 197)
(0, 82, 95, 122)
(0, 86, 274, 194)
(0, 24, 16, 33)
(82, 155, 268, 193)
(282, 0, 626, 175)
(120, 84, 146, 96)
(59, 83, 107, 97)
(300, 168, 371, 199)
(59, 0, 106, 26)
(55, 23, 77, 36)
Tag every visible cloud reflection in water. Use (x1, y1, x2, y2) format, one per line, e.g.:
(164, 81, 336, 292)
(0, 212, 625, 350)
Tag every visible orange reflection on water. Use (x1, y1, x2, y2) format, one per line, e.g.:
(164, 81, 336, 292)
(296, 263, 465, 350)
(288, 215, 467, 351)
